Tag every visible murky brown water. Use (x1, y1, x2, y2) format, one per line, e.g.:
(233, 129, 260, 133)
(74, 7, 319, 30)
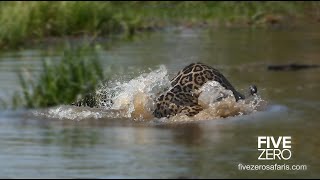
(0, 25, 319, 178)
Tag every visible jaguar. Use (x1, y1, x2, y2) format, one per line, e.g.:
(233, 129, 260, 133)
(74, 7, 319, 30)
(72, 62, 257, 119)
(152, 62, 257, 118)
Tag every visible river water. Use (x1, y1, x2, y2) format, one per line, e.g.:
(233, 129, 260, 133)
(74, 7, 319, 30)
(0, 26, 319, 178)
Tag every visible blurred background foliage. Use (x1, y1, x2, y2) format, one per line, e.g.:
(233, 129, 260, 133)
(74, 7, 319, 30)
(1, 1, 319, 109)
(0, 1, 319, 49)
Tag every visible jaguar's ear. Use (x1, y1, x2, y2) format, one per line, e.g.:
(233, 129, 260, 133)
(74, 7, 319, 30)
(234, 91, 245, 101)
(249, 85, 257, 95)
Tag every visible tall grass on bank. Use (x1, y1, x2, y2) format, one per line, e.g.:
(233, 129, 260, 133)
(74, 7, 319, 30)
(0, 1, 319, 48)
(12, 46, 104, 109)
(0, 1, 148, 48)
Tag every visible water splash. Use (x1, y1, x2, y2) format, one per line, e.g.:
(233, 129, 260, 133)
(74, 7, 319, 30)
(168, 81, 265, 122)
(34, 65, 265, 121)
(95, 65, 170, 120)
(33, 105, 126, 121)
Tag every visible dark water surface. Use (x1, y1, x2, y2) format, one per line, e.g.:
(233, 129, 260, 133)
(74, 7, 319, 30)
(0, 26, 319, 178)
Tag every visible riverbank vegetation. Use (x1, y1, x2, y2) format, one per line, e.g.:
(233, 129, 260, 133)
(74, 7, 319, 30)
(3, 1, 320, 109)
(11, 46, 104, 108)
(0, 1, 319, 49)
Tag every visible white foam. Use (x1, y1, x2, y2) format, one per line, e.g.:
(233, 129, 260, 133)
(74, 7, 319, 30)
(95, 65, 171, 119)
(33, 65, 265, 121)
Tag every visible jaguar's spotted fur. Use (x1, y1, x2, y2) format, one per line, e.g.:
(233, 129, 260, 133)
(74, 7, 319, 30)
(72, 62, 257, 119)
(153, 62, 250, 118)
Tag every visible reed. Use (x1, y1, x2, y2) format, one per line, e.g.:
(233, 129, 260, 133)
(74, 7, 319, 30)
(0, 1, 318, 48)
(12, 46, 105, 108)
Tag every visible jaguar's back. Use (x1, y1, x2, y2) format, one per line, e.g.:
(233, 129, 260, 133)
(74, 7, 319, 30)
(153, 62, 247, 118)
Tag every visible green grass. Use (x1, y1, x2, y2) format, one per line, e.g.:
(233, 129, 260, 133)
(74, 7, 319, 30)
(11, 46, 105, 109)
(0, 1, 319, 48)
(2, 1, 320, 109)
